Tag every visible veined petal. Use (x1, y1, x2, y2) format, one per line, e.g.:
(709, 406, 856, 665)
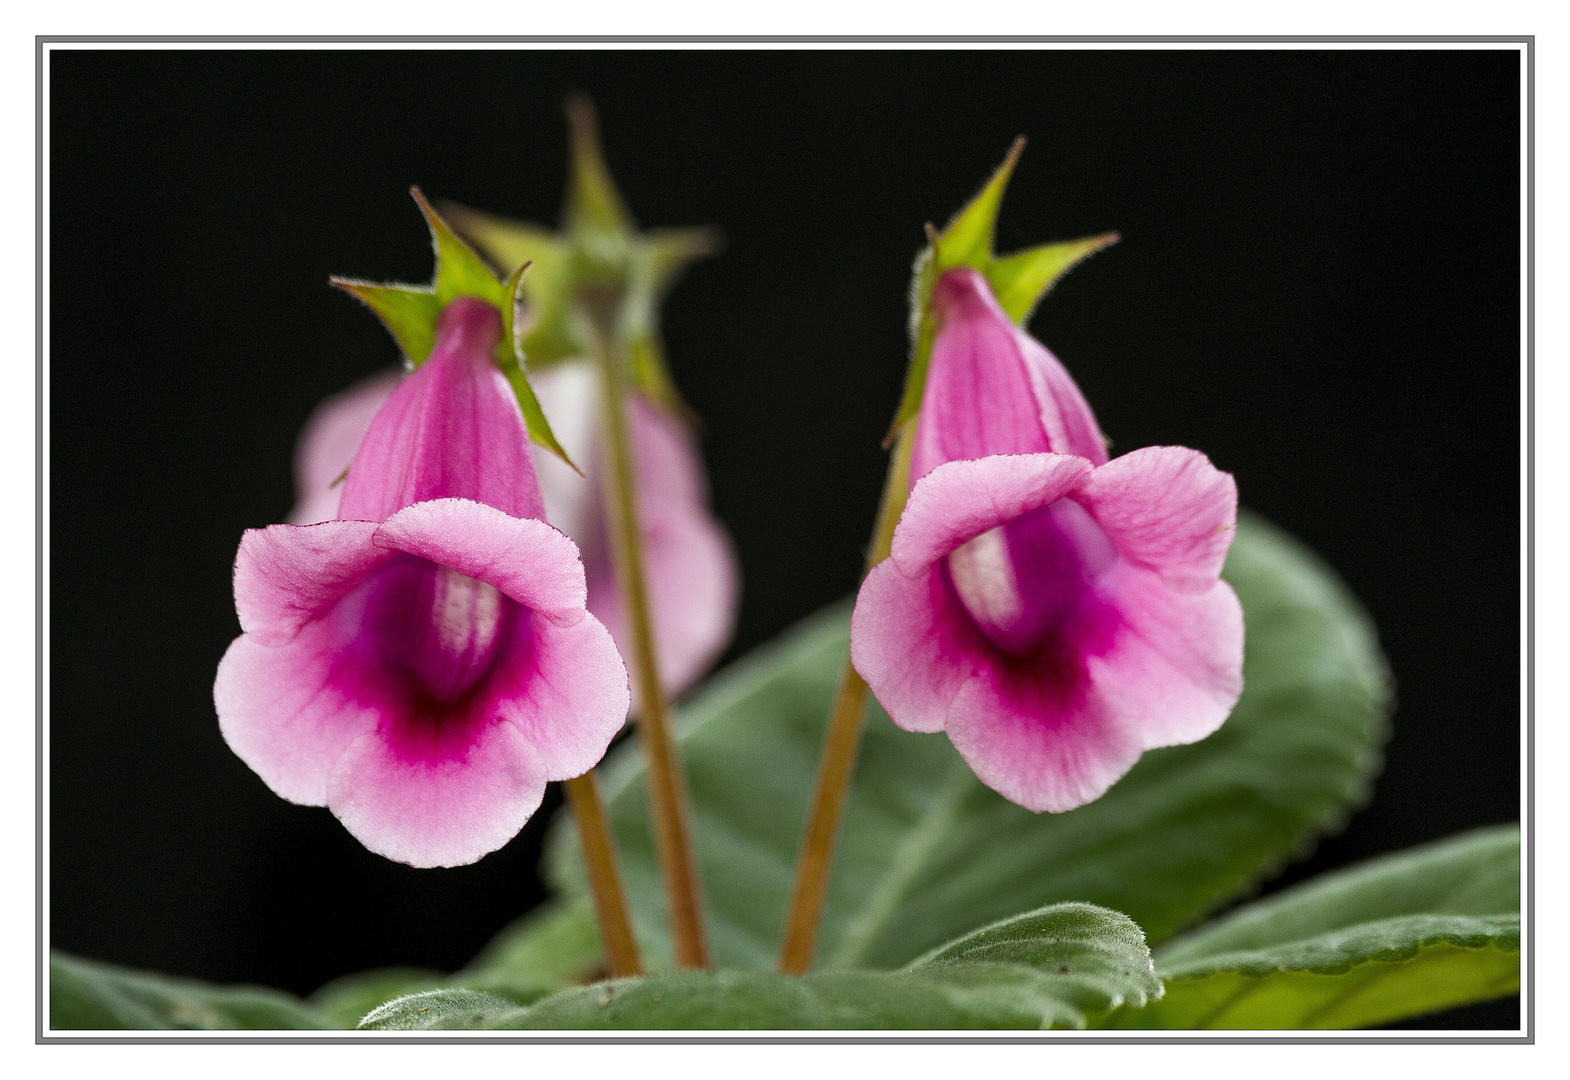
(851, 559, 989, 734)
(1090, 561, 1245, 749)
(214, 622, 381, 806)
(912, 267, 1107, 481)
(338, 297, 545, 523)
(326, 713, 548, 869)
(1072, 446, 1238, 593)
(486, 611, 631, 781)
(289, 370, 402, 525)
(890, 453, 1093, 578)
(944, 665, 1145, 814)
(913, 268, 1053, 481)
(530, 364, 740, 702)
(373, 498, 588, 628)
(233, 519, 392, 646)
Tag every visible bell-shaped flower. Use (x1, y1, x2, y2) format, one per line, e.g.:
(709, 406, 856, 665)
(850, 267, 1244, 813)
(216, 298, 630, 867)
(286, 361, 737, 704)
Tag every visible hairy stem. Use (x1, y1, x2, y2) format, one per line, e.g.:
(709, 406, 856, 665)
(779, 423, 914, 975)
(562, 772, 642, 977)
(588, 312, 710, 970)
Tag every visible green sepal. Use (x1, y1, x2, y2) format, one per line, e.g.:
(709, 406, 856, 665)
(414, 187, 509, 311)
(502, 264, 581, 474)
(329, 279, 441, 365)
(333, 189, 574, 466)
(986, 232, 1120, 324)
(564, 92, 637, 243)
(446, 102, 719, 419)
(439, 201, 583, 369)
(886, 138, 1117, 444)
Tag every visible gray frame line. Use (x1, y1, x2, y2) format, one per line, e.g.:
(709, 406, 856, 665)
(33, 33, 1532, 1048)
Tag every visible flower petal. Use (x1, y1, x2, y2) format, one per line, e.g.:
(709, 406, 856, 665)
(487, 611, 631, 780)
(233, 519, 392, 646)
(912, 267, 1108, 481)
(373, 498, 587, 627)
(851, 560, 988, 734)
(590, 394, 740, 701)
(1090, 562, 1245, 749)
(890, 453, 1094, 578)
(214, 622, 381, 806)
(913, 268, 1055, 481)
(338, 297, 545, 523)
(530, 362, 600, 549)
(943, 666, 1145, 814)
(1072, 446, 1238, 593)
(289, 370, 402, 525)
(326, 713, 548, 869)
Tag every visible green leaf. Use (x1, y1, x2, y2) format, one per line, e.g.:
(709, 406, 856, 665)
(306, 900, 603, 1029)
(50, 952, 333, 1030)
(450, 898, 606, 1001)
(564, 92, 637, 242)
(360, 989, 517, 1031)
(546, 511, 1390, 973)
(307, 967, 445, 1029)
(361, 903, 1158, 1030)
(985, 232, 1120, 325)
(1098, 826, 1519, 1028)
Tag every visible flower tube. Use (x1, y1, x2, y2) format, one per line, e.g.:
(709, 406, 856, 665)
(286, 361, 738, 706)
(216, 298, 630, 867)
(850, 267, 1243, 812)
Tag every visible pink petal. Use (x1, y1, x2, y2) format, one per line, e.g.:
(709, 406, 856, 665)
(529, 363, 600, 549)
(485, 612, 632, 781)
(597, 504, 739, 703)
(325, 712, 548, 869)
(890, 453, 1094, 578)
(289, 370, 402, 525)
(943, 664, 1145, 814)
(911, 267, 1107, 481)
(373, 499, 587, 628)
(233, 519, 392, 646)
(912, 268, 1054, 481)
(850, 560, 989, 734)
(1072, 446, 1238, 593)
(1090, 561, 1245, 749)
(338, 298, 545, 523)
(530, 366, 740, 703)
(214, 621, 381, 806)
(1023, 335, 1109, 468)
(589, 395, 740, 701)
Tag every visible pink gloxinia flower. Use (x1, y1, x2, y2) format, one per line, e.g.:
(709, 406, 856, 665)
(216, 297, 630, 867)
(289, 358, 738, 706)
(850, 267, 1244, 813)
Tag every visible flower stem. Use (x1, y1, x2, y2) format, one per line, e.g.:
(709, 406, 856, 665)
(562, 771, 642, 977)
(778, 422, 914, 975)
(587, 311, 710, 970)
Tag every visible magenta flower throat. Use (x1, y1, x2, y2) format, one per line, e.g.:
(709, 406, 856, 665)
(215, 298, 630, 868)
(851, 268, 1244, 814)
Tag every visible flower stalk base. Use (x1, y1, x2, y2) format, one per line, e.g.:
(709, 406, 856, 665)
(562, 771, 643, 977)
(779, 424, 913, 975)
(589, 312, 711, 970)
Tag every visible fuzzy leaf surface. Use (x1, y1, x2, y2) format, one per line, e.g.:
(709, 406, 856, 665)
(360, 903, 1157, 1030)
(1098, 826, 1520, 1028)
(546, 512, 1391, 972)
(50, 953, 332, 1031)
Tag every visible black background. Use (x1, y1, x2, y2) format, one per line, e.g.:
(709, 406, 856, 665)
(48, 49, 1522, 1028)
